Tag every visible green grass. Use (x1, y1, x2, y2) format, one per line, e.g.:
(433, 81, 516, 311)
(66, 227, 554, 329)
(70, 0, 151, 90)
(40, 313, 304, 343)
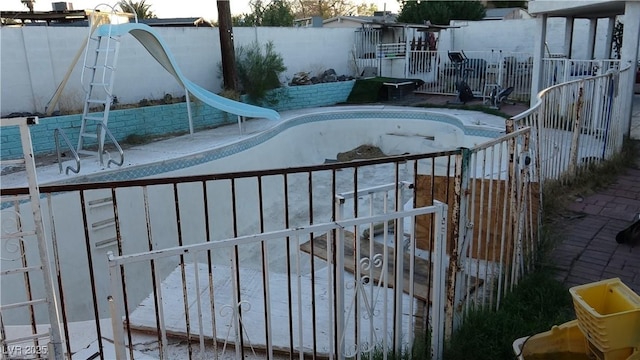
(443, 139, 639, 360)
(345, 77, 424, 104)
(356, 331, 432, 360)
(444, 270, 575, 360)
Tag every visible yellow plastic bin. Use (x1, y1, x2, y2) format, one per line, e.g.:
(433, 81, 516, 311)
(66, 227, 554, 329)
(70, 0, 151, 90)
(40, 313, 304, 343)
(512, 320, 640, 360)
(513, 320, 590, 359)
(569, 278, 640, 352)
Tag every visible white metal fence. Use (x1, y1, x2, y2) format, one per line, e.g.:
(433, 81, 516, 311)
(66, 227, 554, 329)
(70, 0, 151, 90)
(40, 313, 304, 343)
(4, 65, 634, 359)
(107, 195, 449, 359)
(407, 49, 533, 103)
(541, 58, 621, 89)
(2, 135, 541, 359)
(511, 65, 631, 184)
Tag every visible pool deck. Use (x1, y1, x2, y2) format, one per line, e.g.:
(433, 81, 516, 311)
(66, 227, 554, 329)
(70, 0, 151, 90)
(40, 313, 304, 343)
(546, 93, 640, 294)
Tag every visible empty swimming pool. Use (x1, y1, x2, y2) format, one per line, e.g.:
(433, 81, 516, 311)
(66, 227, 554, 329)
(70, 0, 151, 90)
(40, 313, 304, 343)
(2, 105, 519, 358)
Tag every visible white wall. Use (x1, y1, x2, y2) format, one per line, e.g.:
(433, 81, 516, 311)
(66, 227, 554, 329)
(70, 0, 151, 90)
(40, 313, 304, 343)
(0, 26, 356, 116)
(0, 17, 619, 115)
(440, 17, 615, 59)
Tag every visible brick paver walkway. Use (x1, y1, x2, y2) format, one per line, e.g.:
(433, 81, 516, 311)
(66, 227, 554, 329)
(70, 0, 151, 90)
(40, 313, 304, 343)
(549, 156, 640, 294)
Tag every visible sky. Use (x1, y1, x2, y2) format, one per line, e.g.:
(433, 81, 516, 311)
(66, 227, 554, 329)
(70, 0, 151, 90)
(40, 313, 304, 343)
(5, 1, 402, 20)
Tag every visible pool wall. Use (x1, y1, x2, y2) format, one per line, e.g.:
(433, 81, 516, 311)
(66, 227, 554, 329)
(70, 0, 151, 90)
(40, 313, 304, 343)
(0, 81, 355, 160)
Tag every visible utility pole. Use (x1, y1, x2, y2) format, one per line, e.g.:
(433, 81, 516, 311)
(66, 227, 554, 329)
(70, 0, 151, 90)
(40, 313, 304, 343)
(217, 0, 238, 91)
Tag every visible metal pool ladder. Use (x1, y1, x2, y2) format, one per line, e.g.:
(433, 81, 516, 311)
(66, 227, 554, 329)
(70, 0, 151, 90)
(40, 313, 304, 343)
(77, 17, 124, 166)
(0, 117, 64, 359)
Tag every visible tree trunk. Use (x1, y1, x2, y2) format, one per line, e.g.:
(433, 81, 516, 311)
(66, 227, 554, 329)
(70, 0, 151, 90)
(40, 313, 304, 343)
(217, 0, 238, 91)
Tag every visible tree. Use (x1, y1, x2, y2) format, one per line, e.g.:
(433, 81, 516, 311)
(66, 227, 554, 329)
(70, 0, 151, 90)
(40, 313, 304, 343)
(262, 0, 295, 26)
(234, 0, 295, 27)
(292, 0, 377, 19)
(118, 0, 157, 20)
(21, 0, 35, 13)
(612, 20, 623, 60)
(486, 1, 527, 9)
(397, 1, 485, 26)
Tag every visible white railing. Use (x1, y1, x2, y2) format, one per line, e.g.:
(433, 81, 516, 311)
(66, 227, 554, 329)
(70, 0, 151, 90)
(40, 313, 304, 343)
(541, 58, 621, 89)
(377, 43, 406, 59)
(511, 65, 631, 184)
(410, 50, 533, 102)
(3, 129, 544, 359)
(107, 199, 449, 359)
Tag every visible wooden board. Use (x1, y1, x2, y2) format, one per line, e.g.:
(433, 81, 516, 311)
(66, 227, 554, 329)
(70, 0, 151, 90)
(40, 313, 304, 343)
(300, 231, 484, 303)
(415, 175, 539, 262)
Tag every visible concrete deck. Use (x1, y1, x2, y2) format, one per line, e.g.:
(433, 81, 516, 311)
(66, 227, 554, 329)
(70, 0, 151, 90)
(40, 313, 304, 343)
(548, 93, 640, 294)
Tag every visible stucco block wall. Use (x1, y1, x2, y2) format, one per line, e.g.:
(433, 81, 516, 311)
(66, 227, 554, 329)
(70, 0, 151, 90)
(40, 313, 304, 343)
(0, 26, 356, 116)
(1, 81, 355, 160)
(0, 103, 228, 159)
(270, 81, 355, 111)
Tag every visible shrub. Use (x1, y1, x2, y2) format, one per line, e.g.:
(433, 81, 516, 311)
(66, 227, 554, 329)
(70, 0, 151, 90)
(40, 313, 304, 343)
(235, 41, 286, 105)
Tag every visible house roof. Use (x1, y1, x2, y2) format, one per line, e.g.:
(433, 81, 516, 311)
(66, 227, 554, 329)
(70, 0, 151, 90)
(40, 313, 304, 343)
(140, 18, 213, 27)
(483, 7, 531, 20)
(321, 15, 458, 32)
(323, 13, 398, 26)
(528, 0, 626, 18)
(1, 10, 211, 27)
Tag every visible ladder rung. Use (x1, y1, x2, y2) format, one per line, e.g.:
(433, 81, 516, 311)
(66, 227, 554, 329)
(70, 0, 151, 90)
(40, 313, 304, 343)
(82, 116, 105, 122)
(3, 331, 51, 344)
(87, 99, 109, 104)
(78, 150, 98, 156)
(96, 34, 121, 41)
(95, 237, 117, 249)
(80, 133, 98, 139)
(1, 159, 26, 166)
(1, 194, 32, 202)
(89, 83, 109, 87)
(1, 230, 37, 239)
(0, 298, 48, 310)
(96, 48, 116, 53)
(84, 65, 115, 71)
(92, 217, 115, 230)
(88, 197, 114, 208)
(1, 265, 42, 276)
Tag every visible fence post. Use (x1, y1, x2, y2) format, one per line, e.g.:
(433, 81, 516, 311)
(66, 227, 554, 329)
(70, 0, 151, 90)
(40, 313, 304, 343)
(431, 201, 448, 360)
(108, 252, 127, 360)
(394, 185, 405, 355)
(567, 83, 585, 179)
(449, 148, 471, 337)
(334, 196, 346, 359)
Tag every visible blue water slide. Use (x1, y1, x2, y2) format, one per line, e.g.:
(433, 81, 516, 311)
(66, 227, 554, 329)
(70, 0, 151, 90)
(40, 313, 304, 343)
(95, 23, 280, 121)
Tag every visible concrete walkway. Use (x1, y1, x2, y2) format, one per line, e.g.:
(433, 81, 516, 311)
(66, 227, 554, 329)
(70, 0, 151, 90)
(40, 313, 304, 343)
(548, 94, 640, 294)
